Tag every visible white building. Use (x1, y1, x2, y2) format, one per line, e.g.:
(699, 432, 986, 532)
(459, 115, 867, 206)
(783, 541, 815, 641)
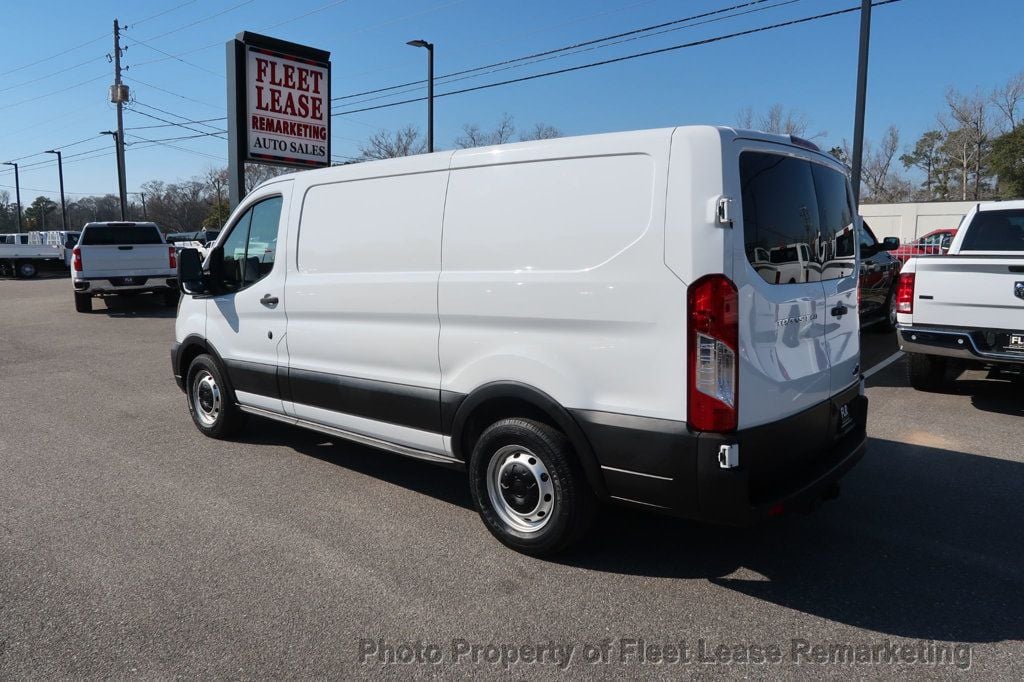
(859, 201, 976, 242)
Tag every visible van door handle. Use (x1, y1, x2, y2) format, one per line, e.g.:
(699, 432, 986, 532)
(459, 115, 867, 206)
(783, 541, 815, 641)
(260, 294, 279, 307)
(831, 303, 849, 318)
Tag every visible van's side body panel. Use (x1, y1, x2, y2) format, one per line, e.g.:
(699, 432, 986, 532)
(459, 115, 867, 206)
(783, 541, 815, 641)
(439, 130, 685, 424)
(281, 153, 453, 455)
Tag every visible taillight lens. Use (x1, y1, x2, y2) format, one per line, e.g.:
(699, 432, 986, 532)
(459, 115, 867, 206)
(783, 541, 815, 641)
(72, 247, 82, 272)
(896, 272, 915, 314)
(688, 274, 738, 432)
(168, 246, 177, 269)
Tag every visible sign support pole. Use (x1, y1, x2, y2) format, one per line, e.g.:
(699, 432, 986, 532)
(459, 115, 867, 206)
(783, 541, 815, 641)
(226, 38, 247, 210)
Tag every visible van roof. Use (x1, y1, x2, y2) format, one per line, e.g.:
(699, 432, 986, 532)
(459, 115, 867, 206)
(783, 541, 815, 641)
(251, 125, 843, 191)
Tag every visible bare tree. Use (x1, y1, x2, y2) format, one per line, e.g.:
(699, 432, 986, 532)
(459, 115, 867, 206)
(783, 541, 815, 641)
(358, 125, 425, 160)
(991, 71, 1024, 132)
(455, 113, 517, 148)
(736, 103, 825, 140)
(941, 87, 993, 200)
(244, 163, 292, 192)
(860, 126, 912, 203)
(520, 123, 561, 141)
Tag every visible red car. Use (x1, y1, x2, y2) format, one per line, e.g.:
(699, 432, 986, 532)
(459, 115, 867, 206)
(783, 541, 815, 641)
(891, 228, 957, 264)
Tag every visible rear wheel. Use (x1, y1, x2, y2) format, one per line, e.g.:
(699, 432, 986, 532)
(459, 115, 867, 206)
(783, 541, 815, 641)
(907, 353, 947, 391)
(16, 261, 38, 279)
(876, 288, 898, 333)
(73, 292, 92, 313)
(186, 354, 246, 438)
(469, 418, 595, 556)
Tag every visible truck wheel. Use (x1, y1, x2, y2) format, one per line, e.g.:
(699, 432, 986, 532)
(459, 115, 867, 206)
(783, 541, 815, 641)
(74, 292, 92, 313)
(162, 289, 180, 307)
(907, 353, 947, 391)
(876, 289, 898, 333)
(16, 261, 38, 278)
(468, 418, 596, 556)
(186, 354, 246, 439)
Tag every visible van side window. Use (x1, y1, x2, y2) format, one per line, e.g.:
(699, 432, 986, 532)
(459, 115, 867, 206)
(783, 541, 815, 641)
(219, 196, 283, 291)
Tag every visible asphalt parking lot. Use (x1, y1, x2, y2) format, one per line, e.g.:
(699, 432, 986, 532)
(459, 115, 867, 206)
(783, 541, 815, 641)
(1, 277, 1021, 678)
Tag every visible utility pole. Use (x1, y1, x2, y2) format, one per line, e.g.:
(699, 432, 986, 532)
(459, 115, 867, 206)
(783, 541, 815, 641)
(45, 150, 67, 229)
(3, 161, 22, 233)
(110, 19, 129, 220)
(850, 0, 872, 205)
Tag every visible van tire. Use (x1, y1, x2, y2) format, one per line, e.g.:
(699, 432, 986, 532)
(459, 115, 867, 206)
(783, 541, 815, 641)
(186, 354, 246, 439)
(469, 418, 596, 556)
(907, 353, 946, 391)
(74, 292, 92, 313)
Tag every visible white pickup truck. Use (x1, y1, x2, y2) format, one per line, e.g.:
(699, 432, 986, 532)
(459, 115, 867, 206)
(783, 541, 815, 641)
(896, 200, 1024, 389)
(0, 232, 67, 278)
(71, 221, 179, 313)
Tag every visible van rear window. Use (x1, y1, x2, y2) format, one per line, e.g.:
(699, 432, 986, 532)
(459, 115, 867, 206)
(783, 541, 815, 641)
(80, 225, 163, 246)
(740, 152, 856, 285)
(960, 210, 1024, 251)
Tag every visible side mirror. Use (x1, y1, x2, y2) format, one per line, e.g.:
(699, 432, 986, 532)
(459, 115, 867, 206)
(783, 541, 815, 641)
(177, 248, 207, 295)
(879, 237, 900, 251)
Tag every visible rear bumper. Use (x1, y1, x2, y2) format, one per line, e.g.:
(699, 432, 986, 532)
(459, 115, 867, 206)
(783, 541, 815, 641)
(573, 383, 868, 525)
(74, 277, 177, 294)
(897, 324, 1024, 364)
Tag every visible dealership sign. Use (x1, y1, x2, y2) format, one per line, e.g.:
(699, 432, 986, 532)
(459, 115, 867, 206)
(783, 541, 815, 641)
(227, 31, 331, 177)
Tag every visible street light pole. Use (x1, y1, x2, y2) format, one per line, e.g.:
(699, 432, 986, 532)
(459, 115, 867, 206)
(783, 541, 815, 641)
(100, 130, 126, 220)
(406, 39, 434, 153)
(45, 150, 68, 229)
(850, 0, 872, 205)
(3, 161, 22, 233)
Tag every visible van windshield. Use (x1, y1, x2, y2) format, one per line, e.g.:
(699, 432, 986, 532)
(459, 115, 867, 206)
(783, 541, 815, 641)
(740, 152, 856, 284)
(80, 224, 163, 246)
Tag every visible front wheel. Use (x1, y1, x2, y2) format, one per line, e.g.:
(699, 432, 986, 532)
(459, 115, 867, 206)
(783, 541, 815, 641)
(469, 418, 595, 556)
(186, 354, 246, 438)
(907, 353, 947, 391)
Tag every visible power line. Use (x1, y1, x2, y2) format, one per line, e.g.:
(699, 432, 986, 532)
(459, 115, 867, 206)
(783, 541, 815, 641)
(0, 73, 108, 113)
(0, 55, 108, 95)
(124, 75, 224, 110)
(333, 0, 788, 103)
(333, 0, 902, 118)
(125, 117, 226, 131)
(124, 35, 224, 78)
(125, 133, 226, 162)
(336, 0, 803, 110)
(134, 0, 258, 43)
(128, 0, 201, 27)
(130, 101, 228, 135)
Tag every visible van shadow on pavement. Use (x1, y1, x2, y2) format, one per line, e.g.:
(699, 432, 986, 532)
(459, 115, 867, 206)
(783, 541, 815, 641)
(243, 413, 1023, 645)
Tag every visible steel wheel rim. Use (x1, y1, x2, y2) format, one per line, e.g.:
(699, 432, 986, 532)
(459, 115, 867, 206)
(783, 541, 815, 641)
(192, 370, 221, 427)
(888, 293, 897, 327)
(486, 445, 555, 533)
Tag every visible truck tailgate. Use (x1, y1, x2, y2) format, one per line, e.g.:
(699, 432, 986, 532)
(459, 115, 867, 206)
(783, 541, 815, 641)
(911, 257, 1024, 329)
(79, 244, 173, 278)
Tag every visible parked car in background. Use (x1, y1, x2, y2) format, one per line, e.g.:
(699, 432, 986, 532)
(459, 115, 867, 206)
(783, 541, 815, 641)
(0, 231, 68, 278)
(71, 221, 179, 312)
(896, 201, 1024, 390)
(892, 228, 957, 264)
(859, 221, 902, 330)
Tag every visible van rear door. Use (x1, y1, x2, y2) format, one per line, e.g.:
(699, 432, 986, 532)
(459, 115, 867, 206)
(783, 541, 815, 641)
(731, 145, 831, 428)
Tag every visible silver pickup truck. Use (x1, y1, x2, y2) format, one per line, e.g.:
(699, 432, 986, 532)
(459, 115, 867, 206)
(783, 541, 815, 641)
(71, 222, 179, 313)
(896, 200, 1024, 389)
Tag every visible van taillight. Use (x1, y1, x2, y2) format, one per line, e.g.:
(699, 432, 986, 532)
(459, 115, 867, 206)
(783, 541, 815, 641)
(688, 274, 738, 432)
(168, 246, 177, 269)
(896, 273, 915, 314)
(72, 247, 82, 271)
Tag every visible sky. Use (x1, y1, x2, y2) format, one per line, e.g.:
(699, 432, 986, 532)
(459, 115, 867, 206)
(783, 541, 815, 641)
(0, 0, 1021, 206)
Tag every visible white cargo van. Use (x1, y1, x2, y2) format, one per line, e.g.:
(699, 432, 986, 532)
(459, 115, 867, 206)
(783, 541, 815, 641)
(172, 126, 868, 555)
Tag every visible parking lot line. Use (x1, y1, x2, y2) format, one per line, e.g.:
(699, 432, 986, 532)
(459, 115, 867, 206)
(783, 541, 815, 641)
(864, 350, 904, 379)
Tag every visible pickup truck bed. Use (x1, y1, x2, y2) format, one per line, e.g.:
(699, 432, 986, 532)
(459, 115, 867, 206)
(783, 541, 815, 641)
(896, 201, 1024, 389)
